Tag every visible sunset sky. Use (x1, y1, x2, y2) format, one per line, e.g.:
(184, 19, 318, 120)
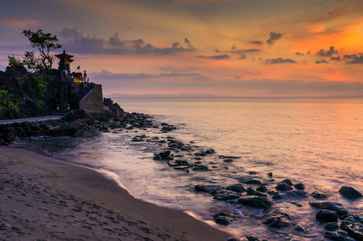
(1, 0, 363, 97)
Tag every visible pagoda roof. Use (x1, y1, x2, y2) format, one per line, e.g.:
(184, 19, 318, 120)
(55, 50, 74, 61)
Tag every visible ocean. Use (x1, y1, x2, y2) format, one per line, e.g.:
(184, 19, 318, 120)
(54, 98, 363, 240)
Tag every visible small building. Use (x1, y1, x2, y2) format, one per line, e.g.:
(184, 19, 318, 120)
(55, 50, 105, 114)
(55, 50, 74, 81)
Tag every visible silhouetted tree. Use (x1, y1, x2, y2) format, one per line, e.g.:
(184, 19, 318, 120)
(23, 29, 62, 71)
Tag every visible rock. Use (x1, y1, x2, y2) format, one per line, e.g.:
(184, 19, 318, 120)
(311, 191, 328, 200)
(341, 220, 363, 240)
(263, 211, 291, 229)
(310, 201, 349, 219)
(226, 184, 246, 193)
(223, 159, 234, 163)
(246, 236, 260, 241)
(294, 183, 305, 190)
(0, 126, 16, 145)
(131, 135, 146, 142)
(281, 179, 293, 186)
(219, 155, 241, 159)
(256, 185, 267, 193)
(246, 188, 267, 197)
(167, 139, 191, 151)
(325, 231, 356, 241)
(213, 190, 240, 202)
(173, 165, 190, 171)
(194, 148, 215, 157)
(103, 98, 125, 119)
(294, 224, 306, 233)
(310, 201, 343, 210)
(287, 190, 308, 199)
(62, 109, 91, 122)
(167, 159, 191, 167)
(213, 212, 234, 226)
(160, 123, 177, 133)
(339, 186, 362, 200)
(325, 222, 339, 231)
(270, 191, 283, 200)
(316, 210, 338, 224)
(238, 176, 262, 185)
(276, 179, 293, 192)
(194, 185, 222, 195)
(239, 196, 272, 209)
(192, 164, 209, 172)
(153, 151, 173, 161)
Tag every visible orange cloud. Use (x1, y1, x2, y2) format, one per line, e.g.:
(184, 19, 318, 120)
(294, 17, 363, 53)
(0, 18, 41, 29)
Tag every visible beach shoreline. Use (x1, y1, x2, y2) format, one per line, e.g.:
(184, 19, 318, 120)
(0, 145, 230, 241)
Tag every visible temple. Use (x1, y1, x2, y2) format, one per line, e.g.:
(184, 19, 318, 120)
(54, 50, 104, 114)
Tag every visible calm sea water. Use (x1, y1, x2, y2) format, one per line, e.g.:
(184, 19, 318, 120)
(56, 98, 363, 240)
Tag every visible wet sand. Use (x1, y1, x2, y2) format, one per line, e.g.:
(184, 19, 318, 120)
(0, 146, 229, 241)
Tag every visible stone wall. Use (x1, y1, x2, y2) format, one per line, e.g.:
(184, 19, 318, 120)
(79, 84, 104, 114)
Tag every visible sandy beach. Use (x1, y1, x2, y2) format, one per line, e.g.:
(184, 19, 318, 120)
(0, 146, 229, 241)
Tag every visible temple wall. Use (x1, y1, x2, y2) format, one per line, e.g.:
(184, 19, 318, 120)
(79, 84, 104, 114)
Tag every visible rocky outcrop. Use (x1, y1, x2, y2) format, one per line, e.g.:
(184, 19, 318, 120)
(79, 84, 104, 114)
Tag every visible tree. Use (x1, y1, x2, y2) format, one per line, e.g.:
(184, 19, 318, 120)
(0, 89, 20, 118)
(23, 29, 62, 71)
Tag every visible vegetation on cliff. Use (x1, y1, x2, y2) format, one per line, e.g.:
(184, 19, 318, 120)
(0, 30, 79, 119)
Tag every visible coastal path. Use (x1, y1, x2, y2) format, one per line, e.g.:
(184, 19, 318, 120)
(0, 115, 63, 125)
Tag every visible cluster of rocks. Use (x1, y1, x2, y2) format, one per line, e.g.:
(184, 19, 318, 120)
(4, 107, 362, 241)
(310, 200, 363, 241)
(128, 127, 363, 241)
(0, 110, 158, 145)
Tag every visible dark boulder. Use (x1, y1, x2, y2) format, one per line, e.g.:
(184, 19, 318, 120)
(286, 190, 308, 199)
(276, 179, 293, 192)
(316, 210, 338, 224)
(310, 201, 349, 219)
(103, 98, 125, 119)
(192, 164, 209, 172)
(276, 182, 292, 192)
(194, 148, 215, 157)
(194, 185, 222, 195)
(311, 191, 328, 200)
(238, 176, 262, 185)
(324, 222, 339, 231)
(263, 211, 291, 229)
(246, 188, 267, 197)
(310, 201, 343, 210)
(0, 126, 16, 145)
(239, 196, 272, 209)
(256, 185, 268, 193)
(325, 231, 356, 241)
(294, 183, 305, 190)
(339, 186, 362, 200)
(167, 159, 191, 167)
(340, 220, 363, 240)
(246, 236, 260, 241)
(213, 212, 234, 226)
(62, 110, 91, 122)
(153, 151, 173, 161)
(294, 224, 306, 233)
(281, 179, 293, 186)
(226, 184, 246, 193)
(160, 123, 177, 133)
(219, 155, 241, 160)
(131, 135, 146, 142)
(213, 190, 240, 202)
